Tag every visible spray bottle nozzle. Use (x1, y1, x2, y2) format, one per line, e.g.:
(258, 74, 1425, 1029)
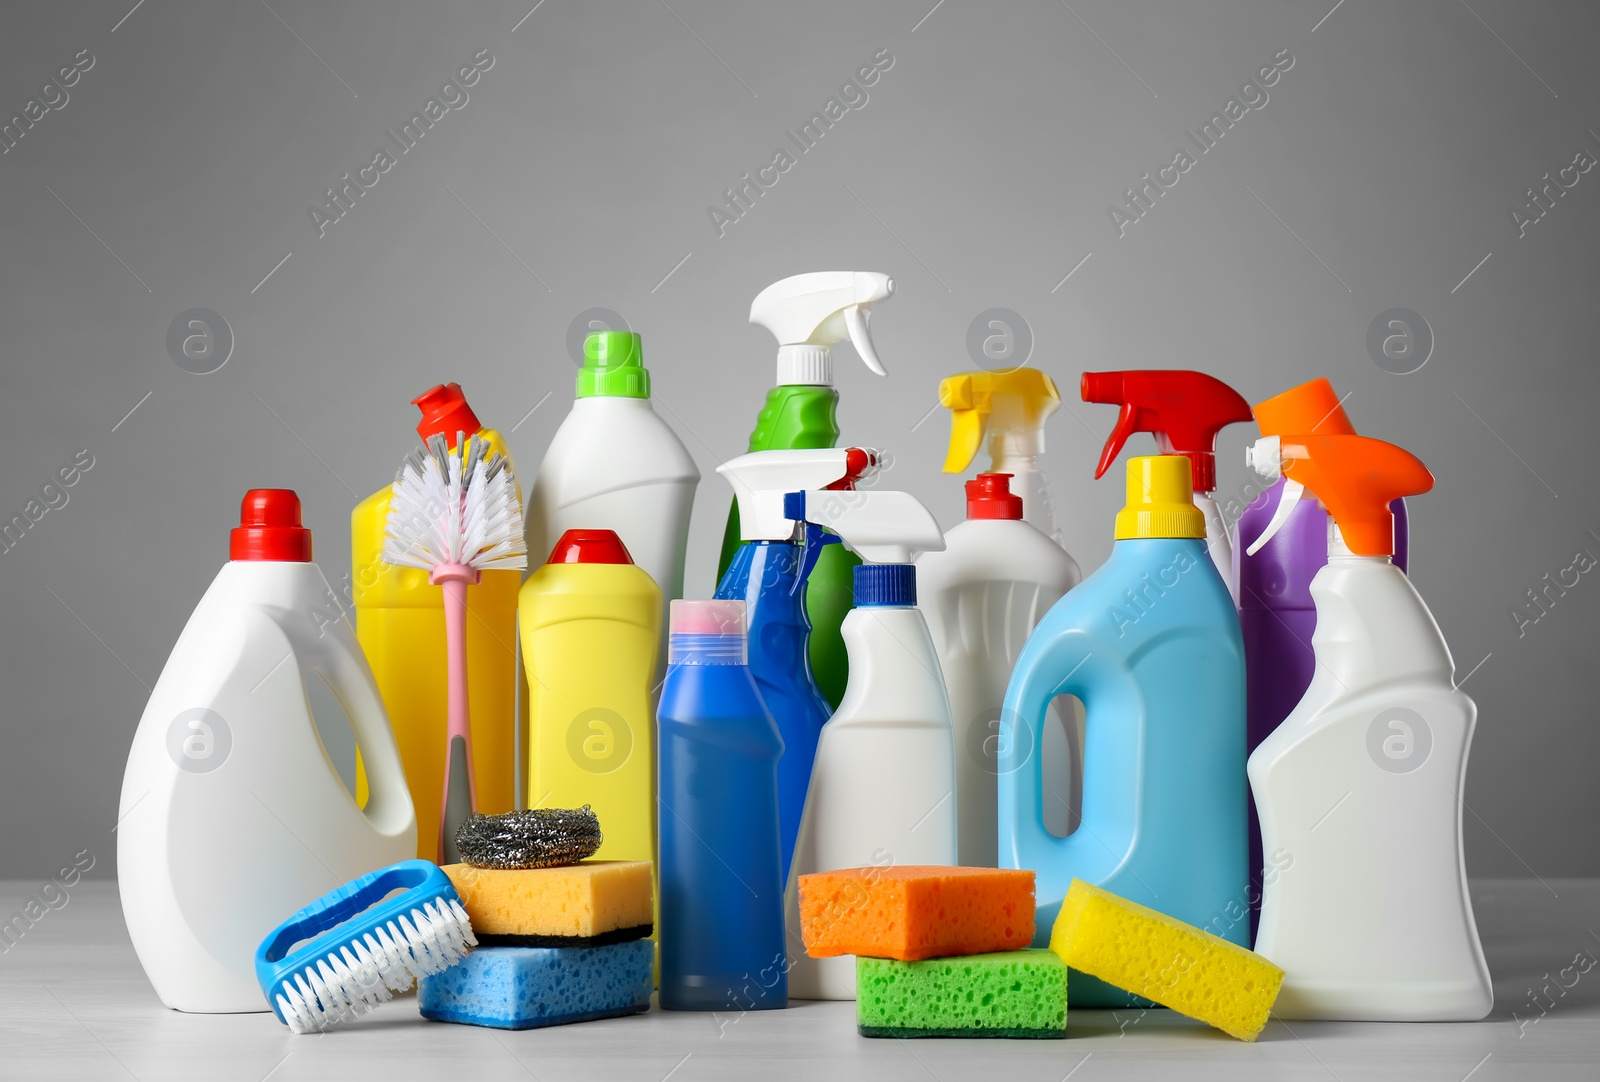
(939, 368, 1061, 475)
(784, 487, 944, 566)
(1081, 370, 1253, 493)
(1244, 433, 1432, 557)
(750, 271, 895, 385)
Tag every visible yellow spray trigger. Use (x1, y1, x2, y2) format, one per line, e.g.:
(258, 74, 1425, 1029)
(938, 369, 1061, 474)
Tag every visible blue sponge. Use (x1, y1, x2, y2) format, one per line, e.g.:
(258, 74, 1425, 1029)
(418, 941, 653, 1030)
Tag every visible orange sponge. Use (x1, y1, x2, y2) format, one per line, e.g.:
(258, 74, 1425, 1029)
(798, 866, 1034, 961)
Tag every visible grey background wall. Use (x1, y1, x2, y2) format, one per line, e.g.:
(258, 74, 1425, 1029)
(0, 0, 1594, 880)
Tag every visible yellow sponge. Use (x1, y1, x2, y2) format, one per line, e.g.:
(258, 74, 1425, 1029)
(1049, 879, 1283, 1041)
(442, 860, 652, 946)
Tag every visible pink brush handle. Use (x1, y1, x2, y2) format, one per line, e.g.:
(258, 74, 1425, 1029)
(431, 563, 480, 861)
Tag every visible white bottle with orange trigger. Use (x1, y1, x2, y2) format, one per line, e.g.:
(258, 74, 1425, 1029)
(1244, 433, 1492, 1021)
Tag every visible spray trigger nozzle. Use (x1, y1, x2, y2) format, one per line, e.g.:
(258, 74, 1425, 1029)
(845, 305, 885, 375)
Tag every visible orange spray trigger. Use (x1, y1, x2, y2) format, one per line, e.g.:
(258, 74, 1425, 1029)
(1246, 434, 1433, 557)
(1081, 370, 1253, 492)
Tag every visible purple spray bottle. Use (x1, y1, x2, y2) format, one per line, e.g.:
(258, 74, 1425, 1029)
(1234, 378, 1408, 934)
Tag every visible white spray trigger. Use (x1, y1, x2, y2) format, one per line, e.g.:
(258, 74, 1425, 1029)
(1245, 479, 1304, 556)
(845, 304, 886, 375)
(1243, 436, 1300, 556)
(750, 271, 895, 386)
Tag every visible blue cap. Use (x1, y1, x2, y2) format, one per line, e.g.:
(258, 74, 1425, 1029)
(854, 563, 916, 607)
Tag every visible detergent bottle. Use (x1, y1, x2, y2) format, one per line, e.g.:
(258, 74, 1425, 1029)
(999, 456, 1246, 1008)
(714, 447, 877, 884)
(916, 473, 1081, 866)
(1081, 370, 1253, 597)
(1234, 377, 1410, 932)
(938, 367, 1067, 544)
(119, 490, 416, 1012)
(526, 330, 699, 670)
(350, 383, 520, 854)
(718, 271, 896, 709)
(520, 528, 661, 870)
(1243, 433, 1490, 1020)
(657, 600, 787, 1012)
(782, 484, 953, 1001)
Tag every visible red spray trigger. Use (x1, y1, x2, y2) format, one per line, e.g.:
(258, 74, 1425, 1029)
(1081, 370, 1253, 493)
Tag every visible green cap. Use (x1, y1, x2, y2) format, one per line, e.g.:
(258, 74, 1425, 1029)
(577, 331, 651, 399)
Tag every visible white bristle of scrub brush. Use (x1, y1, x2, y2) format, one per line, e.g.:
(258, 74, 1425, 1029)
(382, 433, 528, 573)
(274, 897, 477, 1034)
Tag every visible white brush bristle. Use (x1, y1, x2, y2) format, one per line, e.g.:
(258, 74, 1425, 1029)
(383, 433, 528, 573)
(275, 896, 477, 1034)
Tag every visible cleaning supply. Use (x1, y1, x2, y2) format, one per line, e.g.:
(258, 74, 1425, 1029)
(118, 489, 417, 1013)
(656, 599, 787, 1012)
(255, 859, 476, 1034)
(1243, 432, 1492, 1020)
(1081, 370, 1253, 596)
(384, 434, 528, 863)
(856, 951, 1068, 1039)
(1048, 879, 1283, 1041)
(998, 456, 1246, 1008)
(782, 485, 955, 1001)
(718, 271, 896, 709)
(798, 866, 1034, 961)
(519, 529, 660, 884)
(443, 861, 653, 947)
(938, 368, 1067, 543)
(419, 939, 654, 1029)
(916, 473, 1081, 866)
(1234, 377, 1410, 932)
(715, 447, 877, 883)
(526, 330, 698, 667)
(351, 383, 521, 856)
(453, 807, 602, 869)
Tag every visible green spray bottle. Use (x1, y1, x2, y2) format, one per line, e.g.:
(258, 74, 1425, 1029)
(717, 271, 895, 709)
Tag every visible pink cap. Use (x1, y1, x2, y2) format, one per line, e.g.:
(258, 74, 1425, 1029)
(670, 599, 746, 637)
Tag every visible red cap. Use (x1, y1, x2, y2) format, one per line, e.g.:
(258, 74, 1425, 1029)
(966, 473, 1023, 520)
(230, 489, 312, 562)
(412, 383, 482, 447)
(547, 529, 633, 565)
(823, 447, 877, 491)
(1081, 370, 1253, 493)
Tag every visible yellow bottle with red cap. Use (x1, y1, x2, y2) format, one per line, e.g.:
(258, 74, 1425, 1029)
(1243, 433, 1491, 1021)
(350, 384, 522, 857)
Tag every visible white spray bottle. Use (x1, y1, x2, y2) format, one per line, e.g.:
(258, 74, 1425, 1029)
(1243, 434, 1492, 1021)
(781, 485, 954, 1001)
(118, 490, 416, 1013)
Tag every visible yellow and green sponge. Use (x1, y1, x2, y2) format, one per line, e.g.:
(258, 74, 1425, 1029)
(1049, 879, 1284, 1041)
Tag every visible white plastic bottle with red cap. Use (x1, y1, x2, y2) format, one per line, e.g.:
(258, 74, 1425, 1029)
(117, 490, 416, 1013)
(915, 473, 1081, 867)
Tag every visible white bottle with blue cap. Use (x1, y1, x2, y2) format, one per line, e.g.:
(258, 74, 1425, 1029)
(780, 485, 954, 1001)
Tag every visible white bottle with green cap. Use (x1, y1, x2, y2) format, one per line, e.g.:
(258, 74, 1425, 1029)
(526, 331, 700, 652)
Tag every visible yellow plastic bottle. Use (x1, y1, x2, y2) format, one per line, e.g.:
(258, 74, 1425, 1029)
(351, 384, 522, 857)
(520, 528, 661, 906)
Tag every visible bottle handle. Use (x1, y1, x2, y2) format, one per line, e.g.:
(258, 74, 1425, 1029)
(313, 624, 416, 837)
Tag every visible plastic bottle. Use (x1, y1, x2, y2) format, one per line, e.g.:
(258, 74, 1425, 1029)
(717, 271, 896, 709)
(119, 490, 416, 1013)
(1080, 370, 1254, 598)
(998, 456, 1246, 1008)
(657, 599, 787, 1012)
(938, 368, 1067, 544)
(350, 383, 520, 853)
(1233, 377, 1410, 934)
(526, 331, 699, 669)
(1243, 433, 1491, 1020)
(782, 484, 954, 1001)
(916, 473, 1081, 867)
(714, 447, 877, 884)
(520, 529, 661, 873)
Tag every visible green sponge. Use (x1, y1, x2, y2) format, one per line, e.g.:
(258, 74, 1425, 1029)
(855, 950, 1067, 1039)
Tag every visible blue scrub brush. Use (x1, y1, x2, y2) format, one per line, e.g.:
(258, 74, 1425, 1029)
(255, 859, 477, 1033)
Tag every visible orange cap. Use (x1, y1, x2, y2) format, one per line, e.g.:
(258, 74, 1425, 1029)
(1278, 434, 1432, 556)
(1253, 378, 1355, 437)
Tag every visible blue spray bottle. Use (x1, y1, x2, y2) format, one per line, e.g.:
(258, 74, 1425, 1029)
(714, 447, 878, 883)
(999, 455, 1247, 1007)
(657, 599, 787, 1012)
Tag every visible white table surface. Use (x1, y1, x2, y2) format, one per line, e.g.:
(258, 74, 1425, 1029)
(0, 879, 1594, 1081)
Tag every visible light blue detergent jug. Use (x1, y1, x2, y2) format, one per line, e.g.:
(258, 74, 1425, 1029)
(999, 456, 1247, 1007)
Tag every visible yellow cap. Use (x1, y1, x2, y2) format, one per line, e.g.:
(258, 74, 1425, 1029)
(1114, 456, 1206, 540)
(939, 368, 1060, 474)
